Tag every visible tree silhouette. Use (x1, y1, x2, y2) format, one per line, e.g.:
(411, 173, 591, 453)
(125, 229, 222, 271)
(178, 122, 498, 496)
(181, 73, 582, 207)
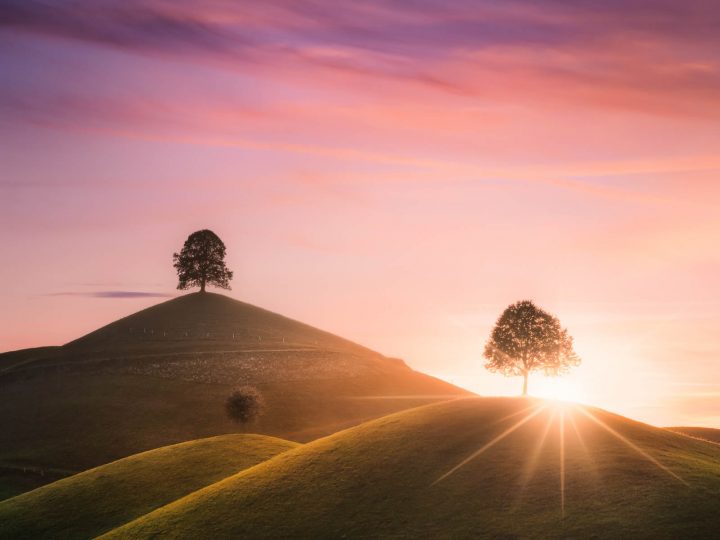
(173, 229, 233, 293)
(225, 386, 264, 427)
(483, 300, 580, 396)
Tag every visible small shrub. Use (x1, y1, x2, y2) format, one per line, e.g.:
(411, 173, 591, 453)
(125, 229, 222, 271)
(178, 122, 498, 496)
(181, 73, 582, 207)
(225, 386, 265, 426)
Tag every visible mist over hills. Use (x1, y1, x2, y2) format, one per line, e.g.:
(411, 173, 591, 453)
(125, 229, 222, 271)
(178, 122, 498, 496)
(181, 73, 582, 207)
(0, 292, 466, 499)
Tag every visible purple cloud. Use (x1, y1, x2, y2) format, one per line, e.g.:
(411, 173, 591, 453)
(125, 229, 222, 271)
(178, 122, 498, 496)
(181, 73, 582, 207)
(0, 0, 248, 55)
(3, 0, 720, 128)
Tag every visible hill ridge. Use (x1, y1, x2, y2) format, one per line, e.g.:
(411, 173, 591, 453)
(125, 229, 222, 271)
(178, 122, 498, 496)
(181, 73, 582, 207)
(101, 397, 720, 539)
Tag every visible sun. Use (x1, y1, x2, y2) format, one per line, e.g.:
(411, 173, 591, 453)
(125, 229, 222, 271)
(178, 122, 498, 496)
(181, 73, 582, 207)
(533, 378, 587, 404)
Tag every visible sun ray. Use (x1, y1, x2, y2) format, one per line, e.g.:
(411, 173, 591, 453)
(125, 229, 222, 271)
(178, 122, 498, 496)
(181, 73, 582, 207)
(511, 408, 556, 510)
(488, 400, 545, 428)
(559, 408, 566, 517)
(432, 404, 547, 485)
(566, 408, 600, 481)
(577, 407, 688, 485)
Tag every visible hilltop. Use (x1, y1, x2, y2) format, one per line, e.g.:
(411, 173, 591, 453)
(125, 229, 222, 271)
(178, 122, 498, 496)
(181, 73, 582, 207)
(102, 397, 720, 539)
(65, 292, 382, 357)
(0, 434, 296, 539)
(0, 293, 466, 498)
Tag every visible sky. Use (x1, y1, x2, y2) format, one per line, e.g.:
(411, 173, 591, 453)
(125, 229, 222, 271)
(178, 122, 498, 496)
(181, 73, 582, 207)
(2, 0, 720, 427)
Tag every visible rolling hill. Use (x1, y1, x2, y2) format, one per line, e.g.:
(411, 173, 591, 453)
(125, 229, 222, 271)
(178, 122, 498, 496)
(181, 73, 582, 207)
(0, 292, 466, 499)
(0, 434, 296, 539)
(668, 427, 720, 444)
(101, 397, 720, 539)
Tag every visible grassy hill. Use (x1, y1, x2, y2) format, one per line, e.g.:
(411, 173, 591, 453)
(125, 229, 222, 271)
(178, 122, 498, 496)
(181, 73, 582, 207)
(668, 427, 720, 444)
(0, 434, 296, 539)
(0, 293, 466, 499)
(103, 397, 720, 539)
(0, 346, 60, 376)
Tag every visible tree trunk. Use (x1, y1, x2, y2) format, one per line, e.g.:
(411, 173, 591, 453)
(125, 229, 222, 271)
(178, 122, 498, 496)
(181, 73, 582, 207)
(522, 372, 528, 396)
(200, 280, 206, 293)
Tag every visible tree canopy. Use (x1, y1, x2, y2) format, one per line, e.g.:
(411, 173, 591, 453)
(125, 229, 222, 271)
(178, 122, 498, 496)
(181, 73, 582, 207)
(173, 229, 233, 293)
(225, 387, 264, 427)
(483, 300, 580, 395)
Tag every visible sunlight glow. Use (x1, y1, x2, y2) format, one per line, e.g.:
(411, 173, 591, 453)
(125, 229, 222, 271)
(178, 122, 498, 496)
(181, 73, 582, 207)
(533, 378, 588, 404)
(566, 410, 600, 481)
(433, 402, 689, 519)
(512, 409, 557, 511)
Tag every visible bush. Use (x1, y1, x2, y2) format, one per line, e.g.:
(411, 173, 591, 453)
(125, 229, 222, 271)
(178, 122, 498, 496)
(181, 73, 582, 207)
(225, 386, 264, 426)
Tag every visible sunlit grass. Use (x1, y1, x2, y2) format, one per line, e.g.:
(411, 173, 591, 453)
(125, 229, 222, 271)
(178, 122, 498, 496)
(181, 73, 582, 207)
(7, 397, 717, 539)
(99, 397, 720, 539)
(434, 397, 690, 518)
(577, 407, 688, 485)
(432, 403, 547, 485)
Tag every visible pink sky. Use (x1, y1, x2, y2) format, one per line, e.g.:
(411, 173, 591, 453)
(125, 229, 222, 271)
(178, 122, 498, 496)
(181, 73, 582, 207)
(2, 1, 720, 427)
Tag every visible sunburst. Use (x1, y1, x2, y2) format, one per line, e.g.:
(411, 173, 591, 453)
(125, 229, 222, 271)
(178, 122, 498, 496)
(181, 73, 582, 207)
(432, 399, 688, 517)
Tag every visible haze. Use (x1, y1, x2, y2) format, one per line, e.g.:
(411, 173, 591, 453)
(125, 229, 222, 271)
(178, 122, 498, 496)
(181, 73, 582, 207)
(2, 1, 719, 427)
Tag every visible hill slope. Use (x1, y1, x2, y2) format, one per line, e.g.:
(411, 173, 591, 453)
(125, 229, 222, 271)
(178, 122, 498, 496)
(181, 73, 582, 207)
(63, 292, 382, 357)
(0, 434, 297, 539)
(105, 398, 720, 539)
(0, 293, 466, 498)
(668, 427, 720, 444)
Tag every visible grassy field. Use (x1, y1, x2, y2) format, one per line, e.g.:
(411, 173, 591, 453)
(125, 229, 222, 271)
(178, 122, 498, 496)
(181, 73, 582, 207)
(0, 293, 466, 499)
(102, 397, 720, 539)
(669, 427, 720, 444)
(0, 434, 297, 539)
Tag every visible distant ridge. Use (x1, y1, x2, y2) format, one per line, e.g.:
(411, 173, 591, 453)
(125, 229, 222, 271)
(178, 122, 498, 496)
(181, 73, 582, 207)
(668, 426, 720, 444)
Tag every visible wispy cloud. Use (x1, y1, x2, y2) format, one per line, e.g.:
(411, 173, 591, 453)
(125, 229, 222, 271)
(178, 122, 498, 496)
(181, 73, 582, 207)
(45, 291, 173, 299)
(0, 0, 248, 56)
(3, 0, 720, 117)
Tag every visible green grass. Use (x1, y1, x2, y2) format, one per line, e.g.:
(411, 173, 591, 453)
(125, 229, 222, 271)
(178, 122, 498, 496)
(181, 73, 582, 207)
(102, 397, 720, 539)
(0, 468, 68, 501)
(0, 293, 465, 499)
(0, 434, 297, 539)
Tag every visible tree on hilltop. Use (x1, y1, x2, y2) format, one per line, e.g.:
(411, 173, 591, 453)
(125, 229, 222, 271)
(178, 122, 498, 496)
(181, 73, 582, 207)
(483, 300, 580, 396)
(173, 229, 233, 293)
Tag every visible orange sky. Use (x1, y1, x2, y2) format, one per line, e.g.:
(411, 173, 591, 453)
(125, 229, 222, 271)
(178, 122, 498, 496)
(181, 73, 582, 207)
(2, 1, 720, 427)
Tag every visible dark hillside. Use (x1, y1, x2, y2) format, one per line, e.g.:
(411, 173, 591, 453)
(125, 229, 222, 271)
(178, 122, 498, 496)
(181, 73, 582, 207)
(0, 293, 467, 499)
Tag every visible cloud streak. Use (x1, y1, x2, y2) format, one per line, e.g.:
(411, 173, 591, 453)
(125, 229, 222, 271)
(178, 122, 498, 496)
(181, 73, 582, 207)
(46, 291, 173, 299)
(3, 0, 720, 117)
(1, 0, 247, 55)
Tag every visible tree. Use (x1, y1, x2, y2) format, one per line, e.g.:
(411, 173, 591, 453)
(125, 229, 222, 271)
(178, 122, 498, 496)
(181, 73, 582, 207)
(225, 386, 264, 427)
(173, 229, 233, 293)
(483, 300, 580, 396)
